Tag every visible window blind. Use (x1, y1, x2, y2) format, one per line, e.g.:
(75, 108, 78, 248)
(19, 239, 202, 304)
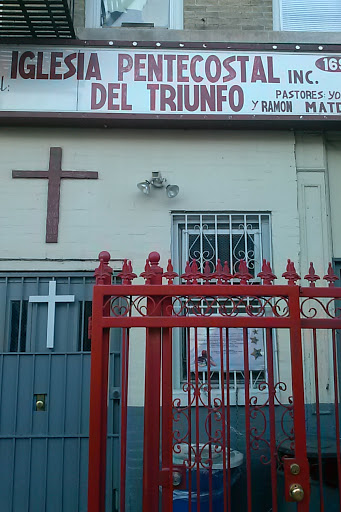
(281, 0, 341, 31)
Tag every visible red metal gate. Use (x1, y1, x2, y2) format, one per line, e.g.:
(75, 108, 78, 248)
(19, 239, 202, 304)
(87, 251, 341, 512)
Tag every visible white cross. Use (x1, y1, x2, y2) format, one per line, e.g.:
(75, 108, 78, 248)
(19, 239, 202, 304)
(29, 280, 75, 349)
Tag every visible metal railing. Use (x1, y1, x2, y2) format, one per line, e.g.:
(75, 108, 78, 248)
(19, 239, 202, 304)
(0, 0, 76, 39)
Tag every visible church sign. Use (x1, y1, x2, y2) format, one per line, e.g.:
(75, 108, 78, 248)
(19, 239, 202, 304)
(1, 47, 341, 119)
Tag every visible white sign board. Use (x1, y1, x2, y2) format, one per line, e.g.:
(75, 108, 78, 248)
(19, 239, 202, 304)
(1, 47, 341, 118)
(189, 327, 265, 372)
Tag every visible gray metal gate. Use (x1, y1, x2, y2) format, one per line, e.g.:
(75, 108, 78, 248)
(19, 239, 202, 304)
(0, 273, 120, 512)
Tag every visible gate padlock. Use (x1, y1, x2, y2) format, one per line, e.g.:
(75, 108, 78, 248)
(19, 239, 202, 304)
(289, 484, 304, 502)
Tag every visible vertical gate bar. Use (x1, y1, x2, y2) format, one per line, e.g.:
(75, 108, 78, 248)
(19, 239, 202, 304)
(142, 322, 162, 511)
(206, 328, 213, 512)
(243, 214, 248, 269)
(214, 215, 218, 274)
(194, 327, 201, 512)
(88, 287, 110, 512)
(331, 328, 341, 509)
(229, 216, 233, 276)
(259, 214, 263, 264)
(142, 255, 165, 512)
(120, 328, 129, 512)
(219, 327, 227, 512)
(243, 327, 252, 512)
(265, 328, 278, 512)
(161, 323, 173, 512)
(289, 288, 309, 511)
(225, 328, 231, 512)
(199, 214, 203, 271)
(187, 327, 192, 512)
(312, 328, 324, 511)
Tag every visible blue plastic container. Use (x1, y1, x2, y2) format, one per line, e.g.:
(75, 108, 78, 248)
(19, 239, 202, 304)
(172, 444, 243, 512)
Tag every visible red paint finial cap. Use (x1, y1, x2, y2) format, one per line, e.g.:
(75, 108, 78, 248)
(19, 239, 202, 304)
(98, 251, 111, 263)
(149, 251, 160, 265)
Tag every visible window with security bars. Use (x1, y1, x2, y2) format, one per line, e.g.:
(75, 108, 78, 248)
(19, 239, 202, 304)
(172, 212, 272, 395)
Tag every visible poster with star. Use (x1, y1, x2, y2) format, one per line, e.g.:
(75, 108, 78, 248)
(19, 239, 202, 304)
(189, 327, 265, 372)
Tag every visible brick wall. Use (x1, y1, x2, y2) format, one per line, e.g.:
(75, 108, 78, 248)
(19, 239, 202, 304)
(184, 0, 273, 31)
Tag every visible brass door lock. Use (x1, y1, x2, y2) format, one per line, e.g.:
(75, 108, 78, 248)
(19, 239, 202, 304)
(289, 484, 304, 502)
(290, 463, 300, 475)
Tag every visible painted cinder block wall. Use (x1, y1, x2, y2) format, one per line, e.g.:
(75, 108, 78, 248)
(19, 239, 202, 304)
(0, 127, 299, 403)
(0, 127, 298, 512)
(0, 128, 337, 408)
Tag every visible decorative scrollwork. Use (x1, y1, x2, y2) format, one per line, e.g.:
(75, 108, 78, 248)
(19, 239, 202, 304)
(171, 295, 290, 318)
(300, 297, 341, 319)
(250, 381, 294, 466)
(108, 294, 291, 318)
(172, 380, 227, 470)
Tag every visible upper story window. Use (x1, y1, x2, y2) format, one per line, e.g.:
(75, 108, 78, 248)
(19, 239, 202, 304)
(102, 0, 167, 27)
(86, 0, 183, 29)
(275, 0, 341, 31)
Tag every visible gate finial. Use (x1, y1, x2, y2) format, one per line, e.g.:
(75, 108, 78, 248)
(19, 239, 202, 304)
(148, 252, 163, 284)
(190, 260, 203, 284)
(257, 259, 277, 285)
(180, 260, 203, 284)
(323, 262, 339, 287)
(118, 259, 137, 285)
(212, 259, 224, 284)
(304, 262, 320, 287)
(181, 261, 193, 284)
(235, 260, 253, 284)
(202, 261, 212, 283)
(140, 259, 154, 284)
(282, 259, 300, 285)
(222, 261, 233, 283)
(163, 259, 178, 284)
(95, 251, 113, 284)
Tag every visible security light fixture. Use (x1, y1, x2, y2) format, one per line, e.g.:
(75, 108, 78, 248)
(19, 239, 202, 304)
(166, 184, 180, 198)
(137, 172, 179, 198)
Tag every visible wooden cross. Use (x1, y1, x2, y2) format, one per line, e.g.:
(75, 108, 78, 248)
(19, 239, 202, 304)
(12, 147, 98, 243)
(29, 280, 75, 349)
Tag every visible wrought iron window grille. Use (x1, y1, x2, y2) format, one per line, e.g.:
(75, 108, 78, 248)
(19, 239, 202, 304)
(171, 212, 275, 402)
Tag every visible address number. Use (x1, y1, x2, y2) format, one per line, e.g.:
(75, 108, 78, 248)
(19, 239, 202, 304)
(316, 57, 341, 72)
